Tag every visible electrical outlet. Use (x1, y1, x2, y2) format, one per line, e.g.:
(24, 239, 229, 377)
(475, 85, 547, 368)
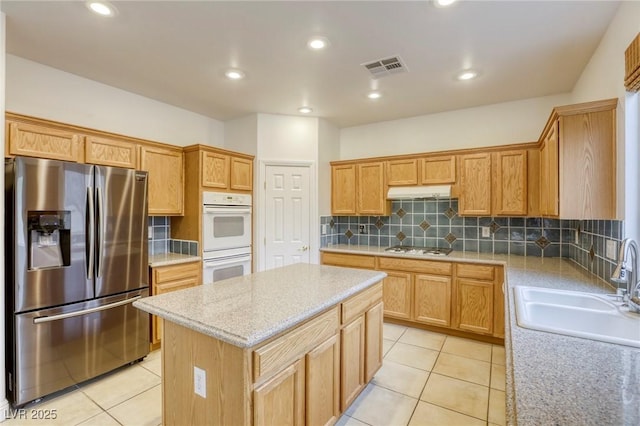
(574, 229, 579, 245)
(148, 226, 153, 238)
(358, 224, 367, 234)
(606, 240, 618, 260)
(194, 366, 206, 398)
(481, 226, 490, 238)
(321, 224, 327, 235)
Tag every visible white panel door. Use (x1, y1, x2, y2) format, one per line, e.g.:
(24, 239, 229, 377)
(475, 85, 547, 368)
(265, 165, 311, 270)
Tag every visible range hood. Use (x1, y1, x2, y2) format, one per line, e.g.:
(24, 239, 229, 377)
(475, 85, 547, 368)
(387, 185, 452, 200)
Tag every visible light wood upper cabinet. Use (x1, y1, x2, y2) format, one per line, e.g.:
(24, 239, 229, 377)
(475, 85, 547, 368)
(458, 153, 492, 216)
(492, 150, 528, 216)
(331, 164, 357, 215)
(539, 99, 617, 219)
(540, 121, 559, 217)
(202, 151, 230, 189)
(140, 144, 184, 216)
(422, 155, 456, 184)
(85, 135, 137, 169)
(357, 161, 389, 215)
(331, 161, 389, 216)
(6, 120, 82, 162)
(230, 157, 253, 191)
(387, 158, 419, 186)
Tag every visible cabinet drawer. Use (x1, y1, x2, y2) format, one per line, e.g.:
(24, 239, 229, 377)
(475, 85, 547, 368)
(321, 252, 376, 269)
(156, 277, 199, 294)
(154, 262, 200, 284)
(253, 307, 339, 382)
(341, 282, 383, 325)
(377, 257, 452, 276)
(456, 263, 495, 281)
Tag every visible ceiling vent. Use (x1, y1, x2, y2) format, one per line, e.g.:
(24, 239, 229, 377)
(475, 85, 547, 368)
(362, 56, 409, 79)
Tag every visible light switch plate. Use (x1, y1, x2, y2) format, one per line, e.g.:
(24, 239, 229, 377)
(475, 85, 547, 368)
(321, 224, 327, 235)
(194, 366, 206, 398)
(481, 226, 490, 238)
(148, 226, 153, 238)
(606, 240, 618, 260)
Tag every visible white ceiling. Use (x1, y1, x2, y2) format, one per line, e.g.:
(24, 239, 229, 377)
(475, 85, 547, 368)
(1, 1, 620, 128)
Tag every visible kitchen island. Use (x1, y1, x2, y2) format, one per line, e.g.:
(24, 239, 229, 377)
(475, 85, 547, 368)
(134, 263, 386, 426)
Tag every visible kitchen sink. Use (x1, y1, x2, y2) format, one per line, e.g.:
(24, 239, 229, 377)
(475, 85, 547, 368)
(513, 286, 640, 348)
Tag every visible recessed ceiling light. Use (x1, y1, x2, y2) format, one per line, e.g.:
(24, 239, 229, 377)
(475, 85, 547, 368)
(298, 106, 313, 114)
(367, 91, 382, 100)
(457, 70, 478, 81)
(86, 1, 117, 17)
(225, 69, 245, 80)
(433, 0, 457, 7)
(307, 37, 329, 50)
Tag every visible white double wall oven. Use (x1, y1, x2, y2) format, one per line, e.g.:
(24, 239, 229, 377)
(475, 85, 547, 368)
(202, 191, 252, 283)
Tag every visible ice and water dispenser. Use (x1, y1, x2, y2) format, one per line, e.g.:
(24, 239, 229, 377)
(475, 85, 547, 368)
(27, 211, 71, 270)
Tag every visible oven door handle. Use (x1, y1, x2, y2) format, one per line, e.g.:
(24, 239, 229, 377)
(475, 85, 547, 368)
(203, 257, 251, 268)
(203, 206, 251, 215)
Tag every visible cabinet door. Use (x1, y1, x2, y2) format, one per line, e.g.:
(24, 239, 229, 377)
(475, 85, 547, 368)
(306, 335, 340, 426)
(85, 135, 137, 169)
(422, 155, 456, 184)
(202, 151, 230, 189)
(230, 156, 253, 191)
(331, 164, 357, 215)
(7, 121, 81, 162)
(357, 162, 388, 215)
(365, 302, 383, 383)
(140, 145, 184, 216)
(455, 278, 493, 335)
(254, 359, 305, 426)
(414, 274, 452, 327)
(381, 271, 412, 320)
(493, 150, 527, 215)
(340, 316, 365, 411)
(459, 153, 492, 216)
(387, 158, 418, 186)
(540, 122, 559, 217)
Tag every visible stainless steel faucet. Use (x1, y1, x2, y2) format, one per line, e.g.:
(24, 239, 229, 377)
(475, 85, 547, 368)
(611, 238, 640, 313)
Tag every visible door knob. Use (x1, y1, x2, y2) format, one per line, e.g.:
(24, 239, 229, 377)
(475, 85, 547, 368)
(299, 245, 309, 251)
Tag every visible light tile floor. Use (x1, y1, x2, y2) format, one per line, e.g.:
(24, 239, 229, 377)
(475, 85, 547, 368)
(3, 323, 506, 426)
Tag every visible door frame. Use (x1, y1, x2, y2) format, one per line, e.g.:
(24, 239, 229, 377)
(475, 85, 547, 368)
(257, 160, 318, 272)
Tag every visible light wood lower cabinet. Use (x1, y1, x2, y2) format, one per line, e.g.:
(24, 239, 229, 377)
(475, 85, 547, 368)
(380, 271, 412, 320)
(150, 261, 200, 348)
(414, 274, 452, 327)
(321, 252, 505, 340)
(254, 359, 305, 426)
(161, 283, 383, 426)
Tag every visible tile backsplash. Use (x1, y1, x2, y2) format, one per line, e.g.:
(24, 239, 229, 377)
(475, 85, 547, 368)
(320, 198, 624, 287)
(148, 216, 198, 256)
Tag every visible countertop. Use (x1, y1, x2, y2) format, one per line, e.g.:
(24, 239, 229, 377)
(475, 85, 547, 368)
(320, 245, 640, 425)
(148, 252, 200, 267)
(133, 263, 386, 348)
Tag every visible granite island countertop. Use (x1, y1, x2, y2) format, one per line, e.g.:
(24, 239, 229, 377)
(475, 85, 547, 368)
(320, 245, 640, 425)
(134, 263, 386, 348)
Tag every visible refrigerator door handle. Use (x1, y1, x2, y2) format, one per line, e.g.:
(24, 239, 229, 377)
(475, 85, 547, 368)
(32, 296, 142, 324)
(86, 186, 95, 280)
(96, 186, 104, 278)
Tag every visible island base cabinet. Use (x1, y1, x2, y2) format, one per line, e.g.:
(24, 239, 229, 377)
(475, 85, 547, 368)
(254, 360, 305, 426)
(306, 335, 341, 426)
(340, 316, 365, 411)
(365, 302, 384, 382)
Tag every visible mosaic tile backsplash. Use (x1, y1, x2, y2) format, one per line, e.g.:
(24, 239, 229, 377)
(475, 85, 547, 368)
(148, 216, 198, 256)
(320, 199, 624, 287)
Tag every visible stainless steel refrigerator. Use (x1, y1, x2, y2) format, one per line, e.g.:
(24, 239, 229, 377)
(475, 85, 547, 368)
(5, 156, 150, 406)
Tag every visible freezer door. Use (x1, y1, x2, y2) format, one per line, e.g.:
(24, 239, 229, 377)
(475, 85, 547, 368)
(8, 290, 150, 406)
(94, 166, 148, 297)
(8, 157, 94, 313)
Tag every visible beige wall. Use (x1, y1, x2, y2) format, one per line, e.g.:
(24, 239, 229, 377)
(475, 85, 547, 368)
(318, 119, 340, 217)
(338, 93, 571, 160)
(5, 55, 224, 147)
